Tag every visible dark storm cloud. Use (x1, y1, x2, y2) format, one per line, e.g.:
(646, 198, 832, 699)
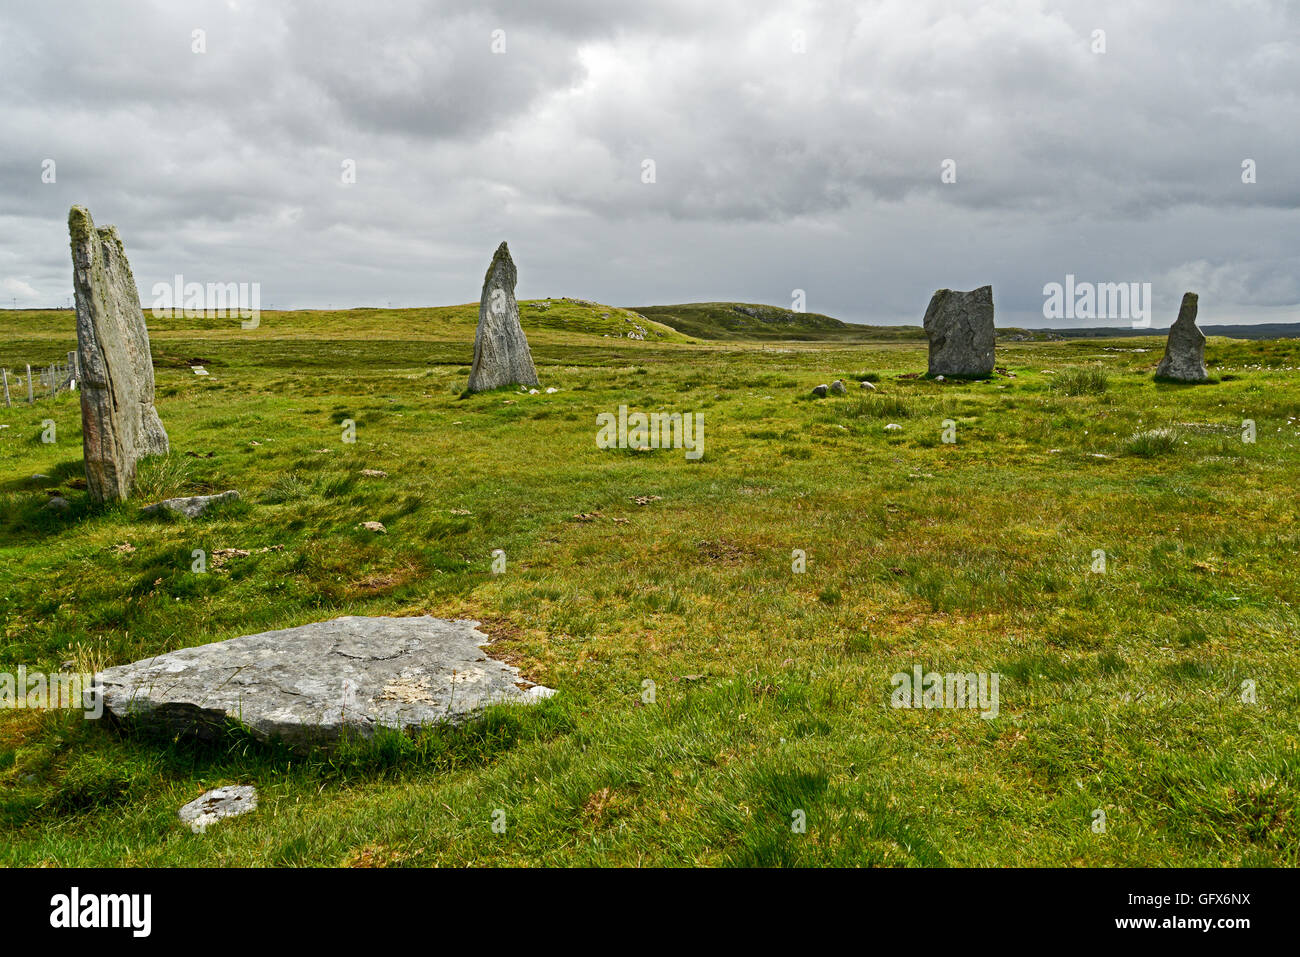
(1, 0, 1297, 326)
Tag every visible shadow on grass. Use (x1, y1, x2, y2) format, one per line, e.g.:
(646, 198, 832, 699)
(0, 697, 576, 829)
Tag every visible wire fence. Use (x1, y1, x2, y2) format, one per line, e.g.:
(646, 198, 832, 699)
(2, 351, 78, 407)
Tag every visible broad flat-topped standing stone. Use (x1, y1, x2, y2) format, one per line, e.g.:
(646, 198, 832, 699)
(88, 616, 556, 750)
(923, 285, 996, 378)
(466, 242, 539, 392)
(69, 206, 168, 502)
(1155, 292, 1209, 382)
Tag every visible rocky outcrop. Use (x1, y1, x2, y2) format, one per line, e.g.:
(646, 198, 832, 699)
(69, 206, 168, 502)
(923, 286, 996, 378)
(1155, 293, 1210, 382)
(466, 242, 539, 392)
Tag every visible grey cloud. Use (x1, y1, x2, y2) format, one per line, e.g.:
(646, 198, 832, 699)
(0, 0, 1296, 324)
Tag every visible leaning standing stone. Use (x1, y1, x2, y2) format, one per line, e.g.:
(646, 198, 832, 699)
(466, 242, 539, 392)
(1155, 292, 1209, 382)
(69, 206, 169, 502)
(923, 285, 996, 378)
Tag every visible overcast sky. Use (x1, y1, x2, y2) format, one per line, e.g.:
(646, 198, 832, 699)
(2, 0, 1297, 327)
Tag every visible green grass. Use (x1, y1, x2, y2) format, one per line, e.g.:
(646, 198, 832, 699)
(1125, 427, 1183, 457)
(1, 307, 1297, 866)
(1051, 365, 1109, 396)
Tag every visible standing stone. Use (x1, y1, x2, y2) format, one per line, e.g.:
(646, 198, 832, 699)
(69, 206, 168, 502)
(1155, 293, 1209, 382)
(466, 242, 539, 392)
(923, 286, 996, 378)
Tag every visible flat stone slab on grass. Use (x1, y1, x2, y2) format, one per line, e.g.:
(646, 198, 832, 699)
(140, 489, 240, 518)
(89, 616, 556, 750)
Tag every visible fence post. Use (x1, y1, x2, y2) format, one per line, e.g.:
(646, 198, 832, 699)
(26, 364, 33, 403)
(2, 369, 9, 408)
(67, 351, 77, 388)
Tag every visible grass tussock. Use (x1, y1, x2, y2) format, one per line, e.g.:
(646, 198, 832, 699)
(1126, 426, 1182, 456)
(1051, 365, 1108, 396)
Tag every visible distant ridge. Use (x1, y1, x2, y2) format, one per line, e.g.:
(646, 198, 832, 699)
(629, 302, 919, 341)
(1023, 323, 1300, 341)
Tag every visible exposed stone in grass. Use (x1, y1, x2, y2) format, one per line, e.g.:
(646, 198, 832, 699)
(466, 242, 540, 392)
(359, 469, 388, 478)
(90, 616, 556, 750)
(179, 785, 258, 833)
(923, 285, 996, 378)
(830, 379, 847, 395)
(1155, 292, 1210, 382)
(811, 384, 829, 397)
(140, 489, 240, 518)
(358, 521, 386, 533)
(69, 206, 169, 502)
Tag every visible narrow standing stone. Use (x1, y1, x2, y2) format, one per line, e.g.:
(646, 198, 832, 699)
(69, 206, 169, 502)
(466, 242, 539, 392)
(1155, 292, 1210, 382)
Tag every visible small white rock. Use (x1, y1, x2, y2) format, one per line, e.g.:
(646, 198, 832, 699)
(179, 785, 258, 834)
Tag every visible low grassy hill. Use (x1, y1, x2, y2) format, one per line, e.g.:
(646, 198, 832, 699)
(631, 302, 920, 342)
(0, 301, 690, 371)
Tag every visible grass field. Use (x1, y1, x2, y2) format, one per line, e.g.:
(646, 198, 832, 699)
(1, 304, 1297, 866)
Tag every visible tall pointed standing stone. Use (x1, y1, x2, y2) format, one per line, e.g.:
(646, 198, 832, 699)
(1155, 292, 1209, 382)
(69, 206, 169, 503)
(466, 242, 539, 392)
(923, 285, 996, 378)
